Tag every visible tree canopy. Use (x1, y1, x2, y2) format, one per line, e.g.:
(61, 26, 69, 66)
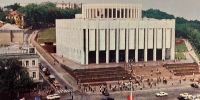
(4, 3, 21, 11)
(17, 2, 81, 28)
(0, 58, 33, 95)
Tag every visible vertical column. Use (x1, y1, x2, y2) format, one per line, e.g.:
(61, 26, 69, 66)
(88, 8, 90, 18)
(116, 28, 119, 63)
(125, 28, 129, 63)
(130, 4, 133, 18)
(96, 20, 99, 64)
(162, 28, 166, 60)
(106, 27, 110, 63)
(127, 7, 129, 18)
(103, 7, 105, 18)
(112, 7, 113, 18)
(170, 28, 175, 60)
(133, 4, 135, 18)
(81, 30, 85, 64)
(85, 28, 89, 64)
(135, 28, 138, 62)
(123, 6, 125, 18)
(99, 7, 101, 18)
(107, 7, 109, 18)
(92, 8, 94, 18)
(96, 8, 98, 18)
(136, 4, 138, 18)
(116, 6, 117, 18)
(120, 5, 122, 18)
(153, 28, 157, 61)
(144, 28, 148, 62)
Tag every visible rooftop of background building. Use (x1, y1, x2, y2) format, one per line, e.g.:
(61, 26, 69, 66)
(0, 43, 39, 59)
(0, 23, 23, 31)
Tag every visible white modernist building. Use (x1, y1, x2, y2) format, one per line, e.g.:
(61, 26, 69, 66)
(56, 3, 175, 64)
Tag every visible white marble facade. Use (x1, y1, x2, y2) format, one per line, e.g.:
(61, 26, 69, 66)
(56, 3, 175, 64)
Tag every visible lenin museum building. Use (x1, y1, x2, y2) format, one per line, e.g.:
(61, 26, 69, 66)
(56, 3, 175, 65)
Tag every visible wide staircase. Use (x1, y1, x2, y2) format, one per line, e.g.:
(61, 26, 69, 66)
(73, 66, 132, 83)
(164, 63, 200, 76)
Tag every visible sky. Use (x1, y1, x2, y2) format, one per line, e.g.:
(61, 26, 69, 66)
(1, 0, 200, 21)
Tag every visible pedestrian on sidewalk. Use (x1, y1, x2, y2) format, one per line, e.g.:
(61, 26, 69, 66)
(172, 82, 173, 86)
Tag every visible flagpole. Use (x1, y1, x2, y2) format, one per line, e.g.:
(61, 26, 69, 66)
(130, 81, 132, 100)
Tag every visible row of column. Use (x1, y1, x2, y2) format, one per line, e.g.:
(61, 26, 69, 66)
(82, 6, 141, 19)
(84, 28, 175, 64)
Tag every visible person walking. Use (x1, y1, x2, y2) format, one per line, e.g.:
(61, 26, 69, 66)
(172, 82, 173, 86)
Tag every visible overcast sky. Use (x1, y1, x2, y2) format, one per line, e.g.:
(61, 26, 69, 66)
(1, 0, 200, 21)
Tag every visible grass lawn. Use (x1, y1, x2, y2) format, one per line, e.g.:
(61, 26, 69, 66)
(37, 28, 56, 43)
(175, 53, 186, 60)
(175, 44, 188, 52)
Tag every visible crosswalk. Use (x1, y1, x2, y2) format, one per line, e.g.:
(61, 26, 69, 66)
(57, 89, 76, 94)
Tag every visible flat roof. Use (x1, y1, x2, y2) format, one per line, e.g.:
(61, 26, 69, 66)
(0, 54, 40, 59)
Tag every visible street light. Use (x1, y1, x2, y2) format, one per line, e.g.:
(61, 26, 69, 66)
(130, 81, 133, 100)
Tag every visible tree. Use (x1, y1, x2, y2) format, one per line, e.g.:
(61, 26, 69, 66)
(4, 3, 21, 11)
(0, 58, 33, 96)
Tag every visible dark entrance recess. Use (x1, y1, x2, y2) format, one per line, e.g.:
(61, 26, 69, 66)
(109, 50, 116, 62)
(128, 50, 135, 61)
(147, 49, 153, 60)
(119, 50, 125, 62)
(99, 51, 106, 63)
(88, 51, 96, 64)
(138, 49, 144, 61)
(156, 49, 162, 60)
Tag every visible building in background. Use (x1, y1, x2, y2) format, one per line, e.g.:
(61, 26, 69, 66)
(55, 1, 82, 9)
(0, 23, 24, 46)
(56, 3, 175, 64)
(0, 44, 40, 82)
(5, 11, 25, 27)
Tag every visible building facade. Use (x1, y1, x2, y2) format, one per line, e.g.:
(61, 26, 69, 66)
(55, 2, 82, 9)
(56, 3, 175, 65)
(0, 23, 24, 45)
(0, 44, 40, 82)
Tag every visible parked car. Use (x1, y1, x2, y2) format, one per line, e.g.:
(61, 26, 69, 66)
(156, 92, 168, 97)
(191, 83, 199, 88)
(53, 94, 60, 99)
(46, 95, 55, 100)
(45, 70, 51, 76)
(102, 90, 109, 96)
(180, 93, 193, 99)
(39, 63, 44, 70)
(53, 80, 60, 88)
(101, 97, 114, 100)
(177, 96, 190, 100)
(48, 75, 55, 83)
(34, 97, 41, 100)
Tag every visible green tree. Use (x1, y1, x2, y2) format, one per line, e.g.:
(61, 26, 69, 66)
(0, 58, 33, 96)
(4, 3, 21, 11)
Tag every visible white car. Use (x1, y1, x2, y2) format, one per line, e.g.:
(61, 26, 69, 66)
(46, 95, 55, 100)
(180, 93, 191, 98)
(53, 94, 60, 99)
(156, 92, 168, 97)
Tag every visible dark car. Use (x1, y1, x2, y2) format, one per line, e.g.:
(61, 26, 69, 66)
(45, 70, 51, 76)
(191, 83, 199, 88)
(177, 96, 190, 100)
(102, 90, 109, 96)
(101, 97, 114, 100)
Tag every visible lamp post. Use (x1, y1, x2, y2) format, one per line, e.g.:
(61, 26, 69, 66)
(130, 81, 133, 100)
